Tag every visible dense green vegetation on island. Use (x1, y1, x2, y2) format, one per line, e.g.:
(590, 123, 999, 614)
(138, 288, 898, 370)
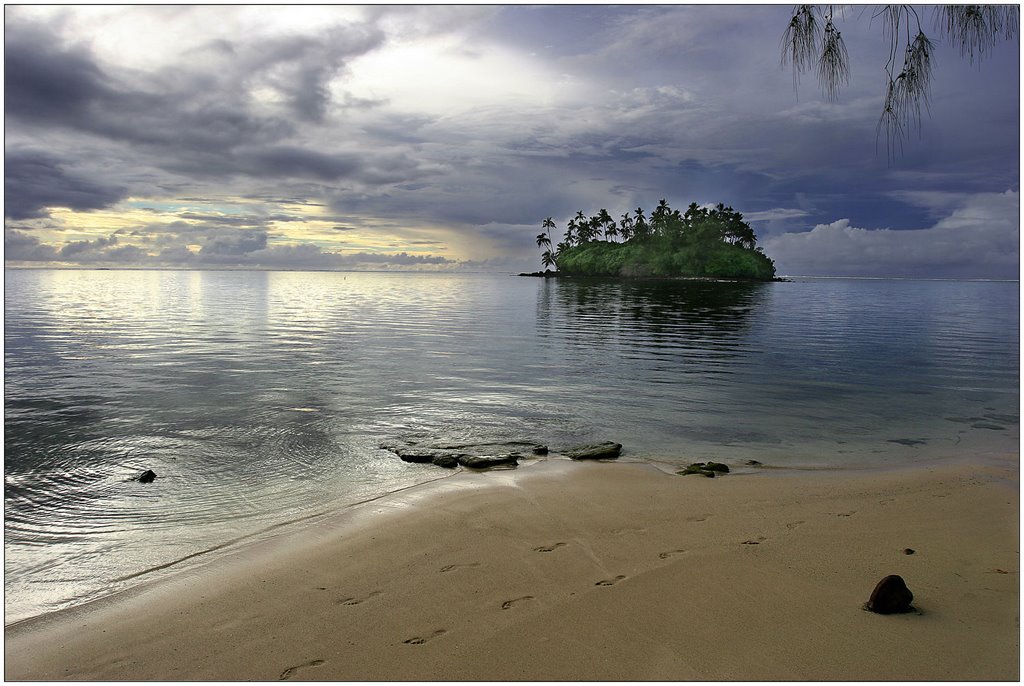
(535, 200, 776, 280)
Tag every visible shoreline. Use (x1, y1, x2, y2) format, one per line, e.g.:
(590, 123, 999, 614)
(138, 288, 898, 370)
(5, 457, 1019, 681)
(5, 449, 1010, 627)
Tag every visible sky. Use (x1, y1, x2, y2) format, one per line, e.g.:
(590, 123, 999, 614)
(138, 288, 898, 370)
(4, 4, 1020, 278)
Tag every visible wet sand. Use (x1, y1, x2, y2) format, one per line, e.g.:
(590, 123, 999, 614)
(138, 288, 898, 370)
(4, 458, 1019, 681)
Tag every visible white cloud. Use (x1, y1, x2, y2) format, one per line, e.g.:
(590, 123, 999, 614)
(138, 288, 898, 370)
(744, 208, 810, 222)
(763, 190, 1019, 279)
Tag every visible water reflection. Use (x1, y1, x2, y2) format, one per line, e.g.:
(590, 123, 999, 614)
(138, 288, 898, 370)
(3, 270, 1018, 623)
(537, 278, 768, 375)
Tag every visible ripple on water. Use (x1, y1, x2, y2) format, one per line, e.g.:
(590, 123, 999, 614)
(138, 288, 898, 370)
(3, 271, 1019, 622)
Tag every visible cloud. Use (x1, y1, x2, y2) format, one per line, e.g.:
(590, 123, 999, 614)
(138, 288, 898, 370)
(3, 6, 1018, 276)
(744, 208, 810, 223)
(4, 229, 58, 261)
(198, 229, 269, 258)
(59, 233, 118, 258)
(3, 219, 458, 271)
(763, 191, 1019, 279)
(4, 150, 129, 219)
(4, 22, 114, 126)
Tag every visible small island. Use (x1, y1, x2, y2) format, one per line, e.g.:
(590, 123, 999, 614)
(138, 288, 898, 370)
(531, 200, 776, 281)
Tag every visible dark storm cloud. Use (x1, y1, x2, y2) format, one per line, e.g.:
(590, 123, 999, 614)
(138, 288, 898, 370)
(4, 23, 113, 125)
(3, 16, 403, 190)
(4, 229, 58, 261)
(4, 19, 292, 152)
(3, 6, 1018, 276)
(247, 25, 386, 122)
(239, 147, 363, 181)
(4, 150, 129, 219)
(59, 234, 118, 258)
(198, 230, 269, 257)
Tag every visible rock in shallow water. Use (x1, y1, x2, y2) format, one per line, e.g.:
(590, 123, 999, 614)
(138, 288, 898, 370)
(458, 453, 519, 469)
(678, 462, 729, 477)
(137, 469, 157, 483)
(383, 439, 546, 470)
(383, 438, 621, 468)
(431, 454, 461, 469)
(866, 574, 914, 614)
(563, 442, 622, 460)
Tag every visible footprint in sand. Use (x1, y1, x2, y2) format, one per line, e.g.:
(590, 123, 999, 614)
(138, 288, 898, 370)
(785, 520, 805, 530)
(533, 542, 567, 553)
(501, 595, 535, 610)
(741, 537, 766, 545)
(336, 590, 381, 606)
(439, 562, 481, 573)
(686, 514, 711, 522)
(403, 629, 447, 645)
(278, 659, 325, 680)
(658, 549, 688, 559)
(595, 575, 626, 586)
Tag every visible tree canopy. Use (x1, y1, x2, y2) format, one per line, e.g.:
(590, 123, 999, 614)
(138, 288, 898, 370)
(535, 201, 776, 281)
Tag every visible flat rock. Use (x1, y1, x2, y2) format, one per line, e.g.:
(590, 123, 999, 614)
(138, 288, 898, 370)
(384, 438, 548, 470)
(678, 462, 729, 477)
(563, 442, 622, 460)
(431, 454, 460, 469)
(458, 453, 519, 469)
(866, 574, 914, 614)
(678, 465, 716, 477)
(393, 448, 461, 464)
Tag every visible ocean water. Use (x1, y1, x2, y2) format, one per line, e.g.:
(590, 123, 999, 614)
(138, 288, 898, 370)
(4, 269, 1019, 622)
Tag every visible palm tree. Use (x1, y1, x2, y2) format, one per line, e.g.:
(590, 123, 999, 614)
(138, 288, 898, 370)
(634, 207, 649, 238)
(564, 219, 577, 246)
(596, 208, 615, 241)
(541, 250, 555, 270)
(604, 221, 619, 242)
(651, 199, 671, 234)
(619, 212, 634, 241)
(571, 210, 590, 243)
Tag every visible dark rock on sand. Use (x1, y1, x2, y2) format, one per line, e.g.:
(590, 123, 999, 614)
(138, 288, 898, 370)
(865, 574, 914, 614)
(679, 464, 717, 477)
(458, 453, 519, 469)
(137, 469, 157, 483)
(384, 439, 548, 470)
(745, 460, 763, 466)
(431, 454, 460, 469)
(678, 462, 729, 477)
(393, 448, 456, 464)
(903, 548, 915, 555)
(563, 442, 622, 460)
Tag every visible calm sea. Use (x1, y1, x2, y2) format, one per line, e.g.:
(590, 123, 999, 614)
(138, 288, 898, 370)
(4, 269, 1019, 622)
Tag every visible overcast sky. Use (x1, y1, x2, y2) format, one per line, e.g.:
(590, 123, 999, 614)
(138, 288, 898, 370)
(4, 5, 1019, 277)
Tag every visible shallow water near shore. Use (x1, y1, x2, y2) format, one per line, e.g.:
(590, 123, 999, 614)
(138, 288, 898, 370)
(4, 269, 1019, 622)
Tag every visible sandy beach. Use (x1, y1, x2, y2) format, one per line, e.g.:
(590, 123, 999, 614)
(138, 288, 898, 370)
(5, 457, 1019, 681)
